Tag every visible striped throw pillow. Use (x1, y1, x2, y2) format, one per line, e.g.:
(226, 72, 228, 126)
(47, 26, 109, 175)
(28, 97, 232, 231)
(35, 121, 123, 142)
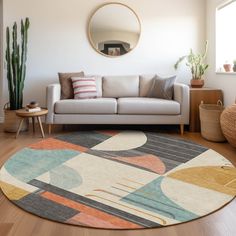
(71, 77, 98, 99)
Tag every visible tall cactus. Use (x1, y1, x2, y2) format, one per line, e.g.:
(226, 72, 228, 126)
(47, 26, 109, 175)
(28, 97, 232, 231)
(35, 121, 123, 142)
(5, 18, 30, 110)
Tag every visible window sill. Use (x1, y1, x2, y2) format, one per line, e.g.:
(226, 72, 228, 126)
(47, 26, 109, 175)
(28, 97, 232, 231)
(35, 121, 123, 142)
(216, 72, 236, 75)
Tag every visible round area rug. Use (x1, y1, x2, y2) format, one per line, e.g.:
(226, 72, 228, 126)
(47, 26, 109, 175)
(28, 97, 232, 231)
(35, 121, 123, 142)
(0, 131, 236, 229)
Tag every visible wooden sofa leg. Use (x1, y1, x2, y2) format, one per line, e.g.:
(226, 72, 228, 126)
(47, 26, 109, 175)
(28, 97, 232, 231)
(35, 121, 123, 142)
(48, 124, 52, 135)
(180, 124, 184, 135)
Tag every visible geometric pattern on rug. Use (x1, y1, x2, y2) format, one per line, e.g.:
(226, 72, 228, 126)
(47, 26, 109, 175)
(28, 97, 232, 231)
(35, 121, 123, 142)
(0, 130, 236, 229)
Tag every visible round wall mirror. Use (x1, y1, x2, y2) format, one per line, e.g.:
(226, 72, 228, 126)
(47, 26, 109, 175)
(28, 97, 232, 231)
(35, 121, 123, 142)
(88, 3, 141, 57)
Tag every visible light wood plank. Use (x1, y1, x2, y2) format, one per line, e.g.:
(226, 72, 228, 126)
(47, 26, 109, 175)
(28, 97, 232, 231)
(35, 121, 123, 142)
(0, 223, 14, 236)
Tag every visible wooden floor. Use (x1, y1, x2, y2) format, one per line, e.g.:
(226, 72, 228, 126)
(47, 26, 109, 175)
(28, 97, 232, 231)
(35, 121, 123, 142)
(0, 124, 236, 236)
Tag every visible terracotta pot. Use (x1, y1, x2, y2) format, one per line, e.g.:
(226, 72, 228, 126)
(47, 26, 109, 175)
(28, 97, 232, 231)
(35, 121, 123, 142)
(190, 79, 204, 88)
(3, 109, 28, 133)
(223, 64, 232, 72)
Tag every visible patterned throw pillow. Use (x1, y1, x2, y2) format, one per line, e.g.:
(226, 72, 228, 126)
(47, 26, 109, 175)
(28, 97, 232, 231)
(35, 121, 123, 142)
(148, 75, 176, 100)
(71, 77, 98, 99)
(58, 71, 84, 99)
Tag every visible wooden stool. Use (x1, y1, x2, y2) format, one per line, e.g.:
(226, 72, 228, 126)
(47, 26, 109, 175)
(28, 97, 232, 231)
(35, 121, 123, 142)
(15, 109, 48, 138)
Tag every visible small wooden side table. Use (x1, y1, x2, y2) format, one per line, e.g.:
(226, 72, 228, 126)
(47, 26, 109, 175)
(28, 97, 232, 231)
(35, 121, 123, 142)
(15, 109, 48, 138)
(190, 88, 223, 132)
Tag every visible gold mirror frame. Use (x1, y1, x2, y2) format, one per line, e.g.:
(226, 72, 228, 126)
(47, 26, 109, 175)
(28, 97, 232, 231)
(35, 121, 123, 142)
(88, 2, 141, 58)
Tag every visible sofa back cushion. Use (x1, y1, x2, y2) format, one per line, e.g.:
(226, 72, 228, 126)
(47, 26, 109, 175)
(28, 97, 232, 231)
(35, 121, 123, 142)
(95, 76, 103, 97)
(102, 76, 139, 98)
(58, 71, 84, 99)
(86, 75, 102, 97)
(139, 75, 156, 97)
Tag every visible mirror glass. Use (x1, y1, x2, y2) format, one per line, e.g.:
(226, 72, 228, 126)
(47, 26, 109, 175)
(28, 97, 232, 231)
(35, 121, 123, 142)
(88, 3, 141, 57)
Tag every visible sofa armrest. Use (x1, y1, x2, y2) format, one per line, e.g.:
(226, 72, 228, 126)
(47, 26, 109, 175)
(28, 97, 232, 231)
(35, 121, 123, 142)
(174, 83, 190, 124)
(46, 83, 61, 124)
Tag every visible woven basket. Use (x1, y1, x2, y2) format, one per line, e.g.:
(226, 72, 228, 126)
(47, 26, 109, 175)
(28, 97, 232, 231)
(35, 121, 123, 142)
(220, 104, 236, 148)
(199, 100, 226, 142)
(3, 104, 28, 133)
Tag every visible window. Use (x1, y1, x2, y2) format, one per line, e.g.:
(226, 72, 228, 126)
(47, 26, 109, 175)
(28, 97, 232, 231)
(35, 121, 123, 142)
(216, 0, 236, 72)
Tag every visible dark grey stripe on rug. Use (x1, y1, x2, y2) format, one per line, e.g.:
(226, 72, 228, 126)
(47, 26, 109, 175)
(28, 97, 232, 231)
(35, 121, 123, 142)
(138, 133, 208, 171)
(55, 131, 111, 148)
(14, 193, 79, 222)
(87, 132, 208, 172)
(28, 179, 161, 228)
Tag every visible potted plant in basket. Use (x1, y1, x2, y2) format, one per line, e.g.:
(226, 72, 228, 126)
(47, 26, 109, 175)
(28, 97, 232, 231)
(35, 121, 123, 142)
(174, 41, 209, 88)
(3, 18, 30, 132)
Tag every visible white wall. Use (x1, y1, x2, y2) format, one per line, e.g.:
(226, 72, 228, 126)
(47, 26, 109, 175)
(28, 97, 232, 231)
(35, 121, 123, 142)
(0, 0, 206, 121)
(206, 0, 236, 106)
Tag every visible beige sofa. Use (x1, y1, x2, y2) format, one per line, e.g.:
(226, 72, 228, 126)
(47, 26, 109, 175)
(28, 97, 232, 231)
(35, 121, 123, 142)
(46, 75, 189, 134)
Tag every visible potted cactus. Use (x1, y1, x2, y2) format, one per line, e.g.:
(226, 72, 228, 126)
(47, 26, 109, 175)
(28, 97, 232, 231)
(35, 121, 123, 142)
(174, 41, 209, 88)
(3, 18, 30, 132)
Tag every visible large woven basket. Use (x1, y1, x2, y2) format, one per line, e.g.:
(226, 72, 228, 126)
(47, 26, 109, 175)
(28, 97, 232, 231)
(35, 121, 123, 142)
(199, 101, 226, 142)
(3, 104, 28, 133)
(220, 104, 236, 148)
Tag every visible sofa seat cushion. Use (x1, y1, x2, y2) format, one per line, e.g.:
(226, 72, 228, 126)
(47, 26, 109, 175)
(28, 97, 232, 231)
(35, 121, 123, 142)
(55, 98, 117, 114)
(118, 97, 180, 115)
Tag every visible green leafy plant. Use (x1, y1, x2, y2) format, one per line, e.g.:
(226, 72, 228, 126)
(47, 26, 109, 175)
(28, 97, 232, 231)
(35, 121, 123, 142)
(174, 41, 209, 80)
(233, 60, 236, 72)
(5, 18, 30, 110)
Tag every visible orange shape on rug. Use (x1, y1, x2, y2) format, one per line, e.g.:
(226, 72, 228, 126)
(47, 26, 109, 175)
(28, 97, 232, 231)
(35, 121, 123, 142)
(29, 138, 88, 152)
(41, 191, 142, 229)
(113, 155, 166, 174)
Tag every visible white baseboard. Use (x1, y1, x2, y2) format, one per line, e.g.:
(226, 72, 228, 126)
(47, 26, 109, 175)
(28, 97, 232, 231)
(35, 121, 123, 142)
(0, 116, 4, 123)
